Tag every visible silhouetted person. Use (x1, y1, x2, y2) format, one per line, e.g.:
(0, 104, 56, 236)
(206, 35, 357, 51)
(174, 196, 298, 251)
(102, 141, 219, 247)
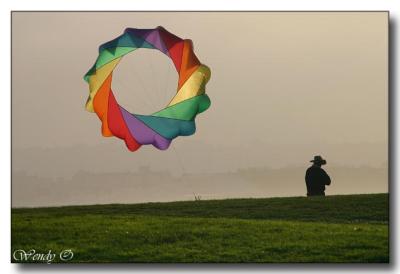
(305, 155, 331, 196)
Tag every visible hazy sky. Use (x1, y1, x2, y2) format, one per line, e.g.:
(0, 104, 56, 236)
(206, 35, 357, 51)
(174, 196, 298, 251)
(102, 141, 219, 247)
(11, 12, 388, 206)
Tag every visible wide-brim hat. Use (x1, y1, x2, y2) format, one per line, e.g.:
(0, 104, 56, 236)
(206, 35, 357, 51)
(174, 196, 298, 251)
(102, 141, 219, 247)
(310, 155, 326, 165)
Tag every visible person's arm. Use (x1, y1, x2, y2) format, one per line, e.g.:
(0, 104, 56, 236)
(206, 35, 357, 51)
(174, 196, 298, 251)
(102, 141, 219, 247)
(305, 170, 311, 195)
(305, 181, 311, 196)
(322, 170, 331, 185)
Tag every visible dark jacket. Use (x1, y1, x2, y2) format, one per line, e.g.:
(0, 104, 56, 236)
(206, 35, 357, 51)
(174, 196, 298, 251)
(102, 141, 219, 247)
(305, 165, 331, 196)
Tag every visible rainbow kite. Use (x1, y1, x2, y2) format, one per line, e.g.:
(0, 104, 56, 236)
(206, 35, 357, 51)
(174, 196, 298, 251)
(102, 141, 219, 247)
(84, 26, 211, 151)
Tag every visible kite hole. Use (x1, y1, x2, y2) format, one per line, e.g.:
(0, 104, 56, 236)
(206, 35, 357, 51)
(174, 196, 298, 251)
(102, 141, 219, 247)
(112, 49, 178, 115)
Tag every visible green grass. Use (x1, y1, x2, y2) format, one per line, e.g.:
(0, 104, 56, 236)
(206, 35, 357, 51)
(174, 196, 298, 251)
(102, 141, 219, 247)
(11, 193, 389, 263)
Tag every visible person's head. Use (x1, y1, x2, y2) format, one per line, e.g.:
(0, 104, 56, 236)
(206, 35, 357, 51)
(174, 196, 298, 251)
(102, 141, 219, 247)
(310, 155, 327, 167)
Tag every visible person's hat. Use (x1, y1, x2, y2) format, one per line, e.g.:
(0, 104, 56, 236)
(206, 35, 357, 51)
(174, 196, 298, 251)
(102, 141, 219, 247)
(310, 155, 327, 165)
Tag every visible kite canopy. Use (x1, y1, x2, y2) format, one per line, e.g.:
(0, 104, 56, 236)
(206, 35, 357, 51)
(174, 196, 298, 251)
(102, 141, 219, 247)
(84, 26, 211, 151)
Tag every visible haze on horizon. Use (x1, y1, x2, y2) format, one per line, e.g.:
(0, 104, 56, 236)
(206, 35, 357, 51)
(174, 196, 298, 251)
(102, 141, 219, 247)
(12, 12, 388, 206)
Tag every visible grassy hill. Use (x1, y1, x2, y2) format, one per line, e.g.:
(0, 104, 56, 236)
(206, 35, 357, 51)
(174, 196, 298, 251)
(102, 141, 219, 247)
(11, 193, 389, 263)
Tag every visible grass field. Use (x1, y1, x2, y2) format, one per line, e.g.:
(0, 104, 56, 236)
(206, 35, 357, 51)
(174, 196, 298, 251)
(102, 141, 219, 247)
(11, 193, 389, 263)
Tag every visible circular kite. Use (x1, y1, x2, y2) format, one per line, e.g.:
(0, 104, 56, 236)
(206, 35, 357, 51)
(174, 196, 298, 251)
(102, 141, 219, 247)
(83, 26, 211, 151)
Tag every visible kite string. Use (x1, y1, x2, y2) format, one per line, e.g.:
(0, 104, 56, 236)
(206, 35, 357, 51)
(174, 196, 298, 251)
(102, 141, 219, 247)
(171, 143, 186, 176)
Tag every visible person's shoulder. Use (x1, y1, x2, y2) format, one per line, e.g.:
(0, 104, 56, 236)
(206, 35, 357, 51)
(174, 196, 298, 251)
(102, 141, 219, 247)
(306, 166, 314, 172)
(320, 168, 328, 174)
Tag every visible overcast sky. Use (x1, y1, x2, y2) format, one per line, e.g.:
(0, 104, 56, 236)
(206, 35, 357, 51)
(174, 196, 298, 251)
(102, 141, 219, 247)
(11, 12, 388, 205)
